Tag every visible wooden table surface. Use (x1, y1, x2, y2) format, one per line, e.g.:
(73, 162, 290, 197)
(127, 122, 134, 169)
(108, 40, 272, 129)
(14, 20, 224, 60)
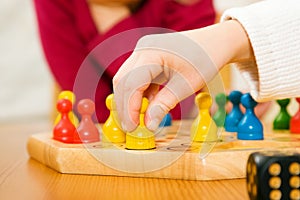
(0, 119, 249, 200)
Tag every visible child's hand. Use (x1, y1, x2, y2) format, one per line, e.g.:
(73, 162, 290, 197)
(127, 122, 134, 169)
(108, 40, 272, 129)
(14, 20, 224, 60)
(113, 33, 218, 132)
(113, 20, 252, 132)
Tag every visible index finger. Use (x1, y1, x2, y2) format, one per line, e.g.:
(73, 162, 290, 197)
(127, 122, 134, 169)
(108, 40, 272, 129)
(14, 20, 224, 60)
(113, 58, 164, 132)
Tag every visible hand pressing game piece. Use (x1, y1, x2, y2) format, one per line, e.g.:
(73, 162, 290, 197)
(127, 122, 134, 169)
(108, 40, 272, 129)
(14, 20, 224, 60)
(102, 94, 125, 143)
(237, 93, 263, 140)
(213, 93, 227, 127)
(159, 113, 172, 127)
(126, 97, 155, 150)
(53, 99, 76, 143)
(54, 90, 79, 126)
(190, 92, 218, 142)
(225, 90, 243, 132)
(246, 150, 300, 200)
(273, 99, 291, 130)
(74, 99, 100, 143)
(290, 97, 300, 133)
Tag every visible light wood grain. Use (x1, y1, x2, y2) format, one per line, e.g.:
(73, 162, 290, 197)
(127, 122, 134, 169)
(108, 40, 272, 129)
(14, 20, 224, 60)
(0, 120, 250, 200)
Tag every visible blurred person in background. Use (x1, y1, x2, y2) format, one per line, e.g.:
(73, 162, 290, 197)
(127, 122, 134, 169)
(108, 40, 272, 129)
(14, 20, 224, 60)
(33, 0, 216, 122)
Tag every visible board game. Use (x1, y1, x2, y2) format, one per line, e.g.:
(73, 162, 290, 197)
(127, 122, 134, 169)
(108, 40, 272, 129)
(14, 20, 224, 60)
(27, 120, 300, 181)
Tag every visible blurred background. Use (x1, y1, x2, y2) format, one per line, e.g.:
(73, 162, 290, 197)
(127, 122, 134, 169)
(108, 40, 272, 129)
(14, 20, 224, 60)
(1, 0, 287, 123)
(0, 0, 52, 122)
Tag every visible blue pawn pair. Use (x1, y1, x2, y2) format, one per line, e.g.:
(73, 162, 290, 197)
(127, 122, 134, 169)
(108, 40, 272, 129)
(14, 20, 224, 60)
(225, 91, 263, 140)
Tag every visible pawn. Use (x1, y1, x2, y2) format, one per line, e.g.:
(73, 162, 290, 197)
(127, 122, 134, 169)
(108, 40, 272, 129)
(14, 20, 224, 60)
(74, 99, 100, 143)
(237, 93, 263, 140)
(290, 97, 300, 133)
(126, 97, 155, 150)
(53, 99, 76, 143)
(102, 94, 125, 143)
(273, 99, 291, 130)
(54, 90, 79, 126)
(225, 90, 243, 132)
(159, 113, 172, 127)
(190, 92, 218, 142)
(213, 93, 227, 127)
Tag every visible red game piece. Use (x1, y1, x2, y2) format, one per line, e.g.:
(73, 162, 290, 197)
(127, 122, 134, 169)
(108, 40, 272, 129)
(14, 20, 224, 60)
(290, 97, 300, 133)
(53, 99, 76, 143)
(74, 99, 100, 143)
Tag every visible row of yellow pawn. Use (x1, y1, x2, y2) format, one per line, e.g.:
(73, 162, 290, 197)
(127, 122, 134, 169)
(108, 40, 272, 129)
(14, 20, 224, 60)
(103, 92, 218, 149)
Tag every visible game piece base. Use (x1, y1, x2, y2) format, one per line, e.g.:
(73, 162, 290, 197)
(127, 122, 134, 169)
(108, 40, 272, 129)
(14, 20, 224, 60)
(27, 121, 300, 181)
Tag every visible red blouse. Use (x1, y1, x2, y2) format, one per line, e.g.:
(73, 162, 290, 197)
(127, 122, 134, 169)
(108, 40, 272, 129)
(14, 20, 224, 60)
(34, 0, 215, 122)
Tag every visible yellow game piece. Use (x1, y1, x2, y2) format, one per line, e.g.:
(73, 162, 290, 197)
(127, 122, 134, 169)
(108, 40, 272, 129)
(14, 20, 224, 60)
(102, 94, 125, 143)
(126, 97, 155, 150)
(191, 92, 218, 142)
(54, 90, 79, 126)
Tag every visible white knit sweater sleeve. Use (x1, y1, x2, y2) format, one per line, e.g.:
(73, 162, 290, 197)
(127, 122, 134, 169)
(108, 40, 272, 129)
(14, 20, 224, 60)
(221, 0, 300, 102)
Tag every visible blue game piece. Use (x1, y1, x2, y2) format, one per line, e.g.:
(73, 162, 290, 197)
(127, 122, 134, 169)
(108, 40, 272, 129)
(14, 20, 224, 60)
(159, 113, 172, 127)
(225, 91, 243, 132)
(237, 93, 263, 140)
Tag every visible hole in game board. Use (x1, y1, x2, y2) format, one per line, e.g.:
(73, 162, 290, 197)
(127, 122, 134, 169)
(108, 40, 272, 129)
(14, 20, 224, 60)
(167, 143, 199, 152)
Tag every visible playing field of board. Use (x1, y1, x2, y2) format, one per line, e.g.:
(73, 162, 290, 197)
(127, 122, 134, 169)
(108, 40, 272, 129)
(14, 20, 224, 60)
(27, 120, 300, 181)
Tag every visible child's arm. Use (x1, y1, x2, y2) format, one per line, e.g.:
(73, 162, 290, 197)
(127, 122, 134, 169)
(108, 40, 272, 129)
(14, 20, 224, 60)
(221, 0, 300, 101)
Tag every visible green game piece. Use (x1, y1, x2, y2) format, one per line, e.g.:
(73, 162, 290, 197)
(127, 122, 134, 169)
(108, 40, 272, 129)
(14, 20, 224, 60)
(213, 93, 227, 127)
(273, 99, 291, 130)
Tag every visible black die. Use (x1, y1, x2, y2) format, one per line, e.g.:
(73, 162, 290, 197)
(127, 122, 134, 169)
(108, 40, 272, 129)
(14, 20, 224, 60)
(246, 150, 300, 200)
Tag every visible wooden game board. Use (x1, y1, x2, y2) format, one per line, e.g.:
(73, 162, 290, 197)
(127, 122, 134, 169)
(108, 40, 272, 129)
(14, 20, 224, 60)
(27, 120, 300, 181)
